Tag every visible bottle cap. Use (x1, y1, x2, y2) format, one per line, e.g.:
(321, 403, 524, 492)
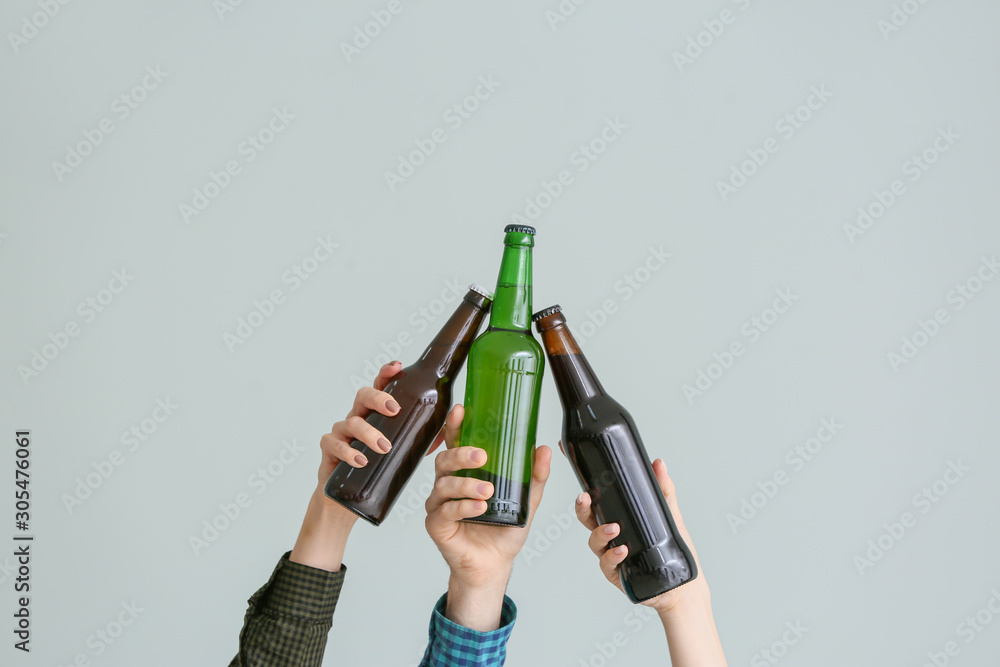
(532, 305, 562, 322)
(468, 283, 494, 301)
(504, 224, 536, 235)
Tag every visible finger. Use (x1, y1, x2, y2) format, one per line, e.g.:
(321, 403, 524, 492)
(588, 522, 620, 557)
(427, 403, 462, 457)
(425, 425, 446, 457)
(651, 458, 686, 534)
(320, 431, 369, 468)
(434, 445, 487, 480)
(599, 543, 628, 581)
(348, 386, 401, 420)
(443, 404, 464, 450)
(342, 415, 392, 455)
(373, 360, 402, 391)
(524, 445, 552, 525)
(425, 498, 488, 533)
(575, 490, 599, 531)
(425, 476, 494, 514)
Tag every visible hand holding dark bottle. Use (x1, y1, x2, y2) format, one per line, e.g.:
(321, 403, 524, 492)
(575, 458, 728, 667)
(289, 361, 403, 573)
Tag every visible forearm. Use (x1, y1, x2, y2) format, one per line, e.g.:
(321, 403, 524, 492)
(290, 485, 357, 572)
(444, 569, 511, 632)
(658, 580, 727, 667)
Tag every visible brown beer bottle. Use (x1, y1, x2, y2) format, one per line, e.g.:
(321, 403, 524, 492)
(533, 305, 697, 602)
(324, 285, 492, 525)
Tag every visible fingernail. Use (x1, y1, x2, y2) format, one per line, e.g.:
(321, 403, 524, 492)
(354, 453, 368, 466)
(603, 524, 618, 535)
(389, 360, 400, 367)
(476, 482, 492, 496)
(576, 493, 586, 505)
(377, 437, 392, 452)
(470, 449, 485, 463)
(614, 546, 626, 555)
(386, 400, 400, 413)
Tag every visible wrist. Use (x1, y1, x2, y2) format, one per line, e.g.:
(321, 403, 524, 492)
(289, 487, 358, 572)
(654, 577, 711, 620)
(445, 569, 511, 632)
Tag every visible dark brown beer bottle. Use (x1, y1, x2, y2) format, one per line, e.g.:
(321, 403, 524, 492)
(533, 305, 697, 602)
(324, 285, 492, 525)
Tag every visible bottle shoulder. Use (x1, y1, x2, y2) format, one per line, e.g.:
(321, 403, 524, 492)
(471, 329, 544, 357)
(385, 368, 448, 402)
(562, 396, 637, 437)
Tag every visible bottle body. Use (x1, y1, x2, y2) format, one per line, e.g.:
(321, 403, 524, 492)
(457, 225, 543, 527)
(324, 367, 449, 525)
(534, 305, 696, 601)
(562, 396, 696, 602)
(457, 330, 544, 526)
(324, 287, 491, 525)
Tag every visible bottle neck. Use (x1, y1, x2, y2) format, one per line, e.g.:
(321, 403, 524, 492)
(420, 293, 490, 378)
(489, 243, 533, 331)
(540, 322, 605, 406)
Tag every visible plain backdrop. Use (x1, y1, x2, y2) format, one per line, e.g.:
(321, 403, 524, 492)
(2, 1, 999, 665)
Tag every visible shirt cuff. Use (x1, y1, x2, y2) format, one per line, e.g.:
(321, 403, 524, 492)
(425, 592, 517, 665)
(247, 550, 346, 621)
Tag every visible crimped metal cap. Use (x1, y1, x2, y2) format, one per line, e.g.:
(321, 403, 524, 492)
(504, 224, 536, 235)
(532, 305, 562, 322)
(468, 283, 494, 301)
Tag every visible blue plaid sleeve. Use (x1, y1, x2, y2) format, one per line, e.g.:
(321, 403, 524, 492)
(418, 593, 517, 667)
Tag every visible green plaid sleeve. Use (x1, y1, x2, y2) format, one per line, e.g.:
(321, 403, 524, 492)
(228, 551, 346, 667)
(419, 593, 517, 667)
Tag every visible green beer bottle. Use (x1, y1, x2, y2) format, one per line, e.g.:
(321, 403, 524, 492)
(457, 225, 544, 527)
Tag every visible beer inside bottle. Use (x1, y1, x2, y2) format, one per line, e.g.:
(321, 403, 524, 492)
(457, 225, 544, 527)
(533, 305, 697, 601)
(324, 285, 492, 525)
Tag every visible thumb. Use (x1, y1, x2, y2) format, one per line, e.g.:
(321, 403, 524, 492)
(524, 445, 552, 528)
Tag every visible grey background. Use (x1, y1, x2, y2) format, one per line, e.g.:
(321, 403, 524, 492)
(2, 1, 999, 665)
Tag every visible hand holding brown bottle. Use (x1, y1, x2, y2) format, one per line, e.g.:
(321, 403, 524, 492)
(575, 456, 727, 667)
(288, 361, 401, 573)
